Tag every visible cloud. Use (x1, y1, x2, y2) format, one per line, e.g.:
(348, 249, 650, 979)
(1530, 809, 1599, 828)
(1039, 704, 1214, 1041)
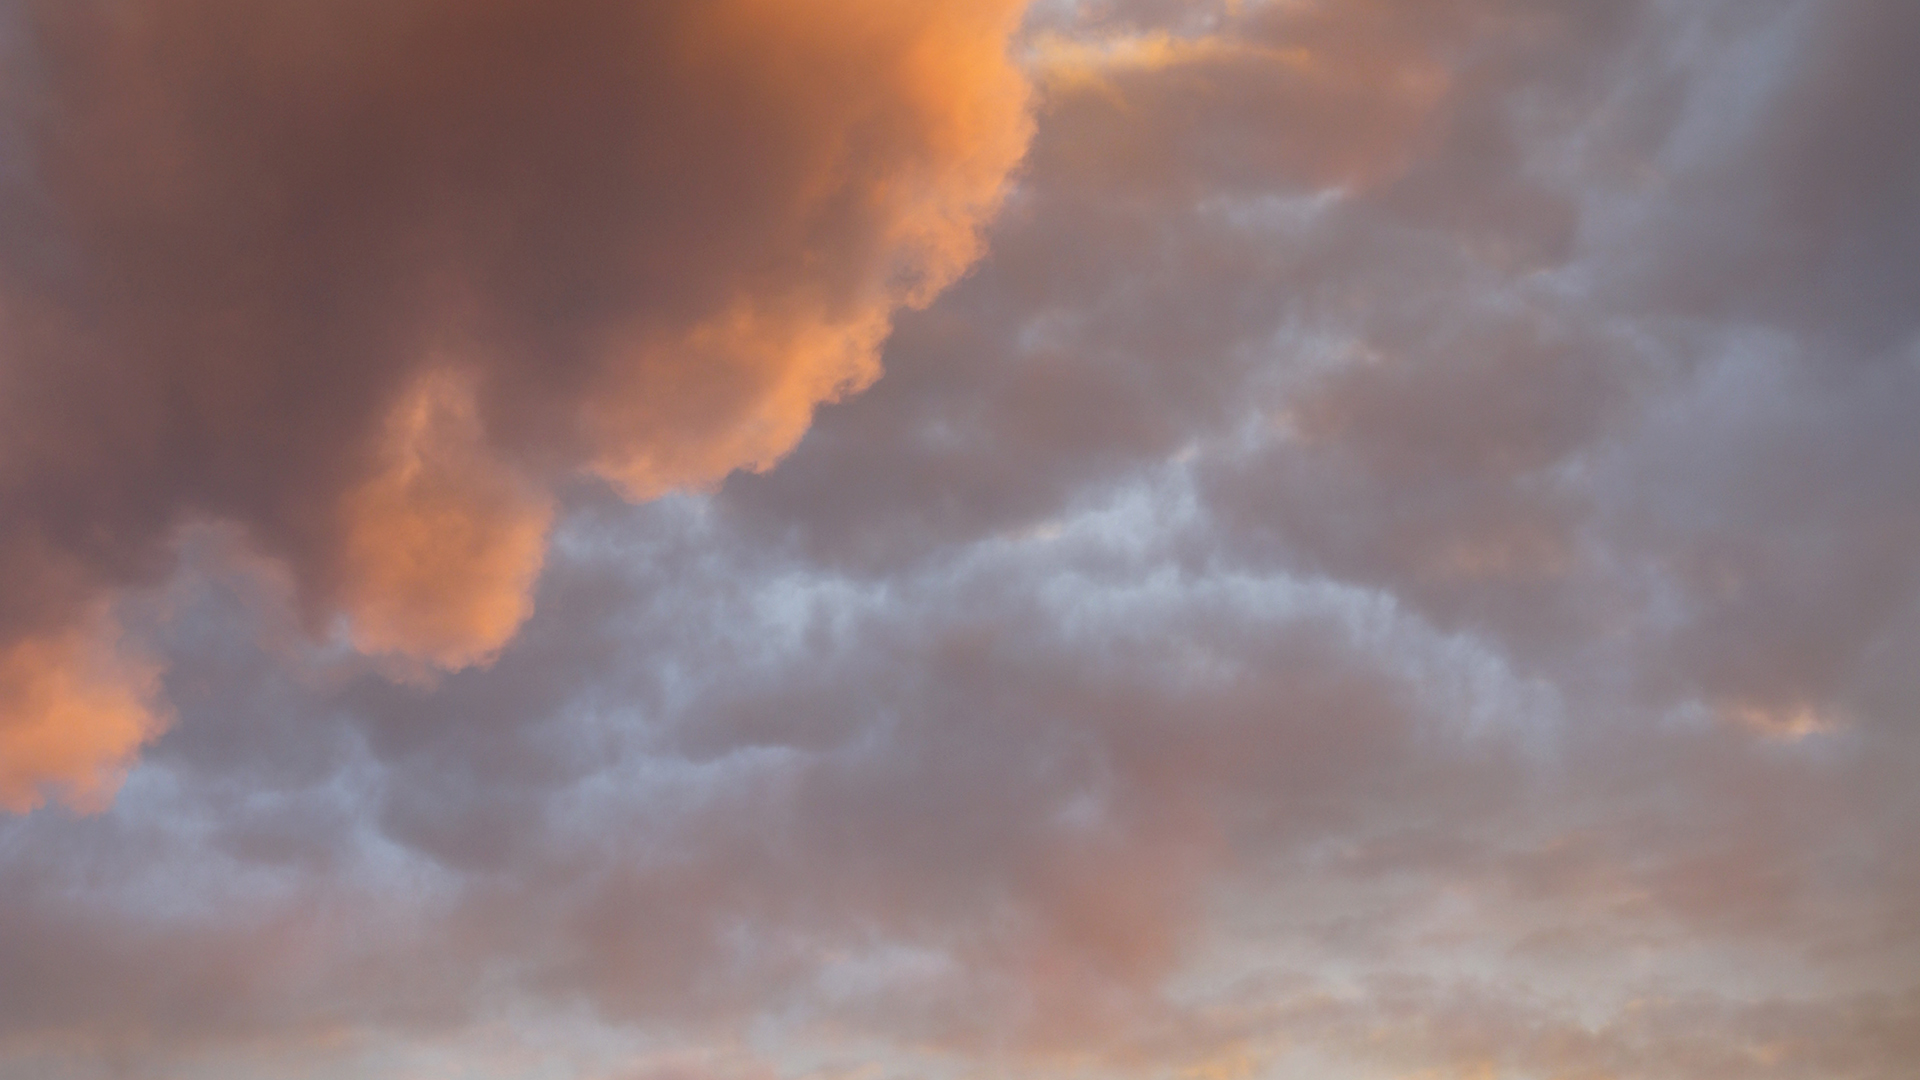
(0, 610, 162, 812)
(0, 0, 1033, 810)
(1, 1, 1918, 1079)
(336, 369, 553, 671)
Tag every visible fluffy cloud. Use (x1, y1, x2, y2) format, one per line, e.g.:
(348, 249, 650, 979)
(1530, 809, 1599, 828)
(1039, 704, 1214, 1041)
(0, 610, 162, 811)
(0, 0, 1032, 808)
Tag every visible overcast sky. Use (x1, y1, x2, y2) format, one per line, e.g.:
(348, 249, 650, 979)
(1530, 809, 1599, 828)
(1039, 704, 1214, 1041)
(1, 2, 1917, 1078)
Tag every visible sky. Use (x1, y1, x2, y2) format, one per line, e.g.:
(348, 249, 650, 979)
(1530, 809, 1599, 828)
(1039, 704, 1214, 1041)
(0, 1, 1916, 1077)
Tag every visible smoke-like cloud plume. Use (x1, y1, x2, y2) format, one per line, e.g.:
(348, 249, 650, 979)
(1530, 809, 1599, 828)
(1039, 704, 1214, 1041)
(0, 0, 1033, 810)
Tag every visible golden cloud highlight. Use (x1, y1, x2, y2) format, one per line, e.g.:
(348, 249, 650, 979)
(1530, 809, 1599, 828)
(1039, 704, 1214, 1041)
(585, 0, 1034, 498)
(337, 370, 553, 671)
(0, 614, 166, 813)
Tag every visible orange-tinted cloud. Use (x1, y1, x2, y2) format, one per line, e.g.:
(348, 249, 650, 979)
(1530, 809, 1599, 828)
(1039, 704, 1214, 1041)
(0, 0, 1033, 809)
(0, 612, 165, 813)
(337, 369, 553, 671)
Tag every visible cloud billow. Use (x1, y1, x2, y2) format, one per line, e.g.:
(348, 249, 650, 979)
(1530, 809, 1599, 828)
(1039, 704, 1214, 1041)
(0, 0, 1032, 811)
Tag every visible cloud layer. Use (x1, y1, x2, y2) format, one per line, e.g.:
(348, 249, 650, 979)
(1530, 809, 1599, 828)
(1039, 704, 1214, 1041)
(1, 1, 1917, 1078)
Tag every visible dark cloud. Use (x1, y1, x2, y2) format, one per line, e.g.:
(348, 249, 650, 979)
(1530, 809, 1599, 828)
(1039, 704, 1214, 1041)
(0, 0, 1031, 808)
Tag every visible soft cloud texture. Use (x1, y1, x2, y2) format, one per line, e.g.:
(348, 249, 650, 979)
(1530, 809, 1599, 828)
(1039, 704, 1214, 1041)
(0, 610, 162, 812)
(0, 0, 1032, 807)
(0, 1, 1916, 1079)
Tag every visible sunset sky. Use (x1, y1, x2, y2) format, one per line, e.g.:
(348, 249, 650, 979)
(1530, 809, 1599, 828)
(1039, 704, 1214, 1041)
(1, 1, 1917, 1077)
